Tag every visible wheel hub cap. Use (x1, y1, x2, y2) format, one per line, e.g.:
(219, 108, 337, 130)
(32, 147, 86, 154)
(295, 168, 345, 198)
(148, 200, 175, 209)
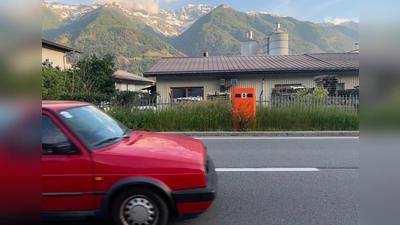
(124, 197, 155, 225)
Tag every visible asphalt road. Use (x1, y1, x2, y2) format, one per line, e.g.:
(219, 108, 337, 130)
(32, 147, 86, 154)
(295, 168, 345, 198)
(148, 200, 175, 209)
(43, 136, 359, 225)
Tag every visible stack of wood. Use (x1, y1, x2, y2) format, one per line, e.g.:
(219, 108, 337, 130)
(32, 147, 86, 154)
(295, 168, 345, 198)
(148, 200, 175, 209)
(337, 86, 359, 96)
(313, 75, 338, 95)
(272, 87, 295, 96)
(206, 92, 230, 101)
(271, 86, 305, 96)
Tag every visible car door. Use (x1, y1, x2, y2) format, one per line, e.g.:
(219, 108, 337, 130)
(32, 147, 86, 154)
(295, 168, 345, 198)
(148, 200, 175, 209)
(42, 111, 95, 211)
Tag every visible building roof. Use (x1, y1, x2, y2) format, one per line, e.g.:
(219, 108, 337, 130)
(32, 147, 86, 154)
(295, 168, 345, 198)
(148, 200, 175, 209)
(113, 70, 155, 84)
(42, 39, 83, 53)
(144, 53, 359, 77)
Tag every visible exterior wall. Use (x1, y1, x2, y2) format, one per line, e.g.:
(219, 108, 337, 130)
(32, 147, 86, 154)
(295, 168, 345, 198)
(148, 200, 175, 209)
(115, 83, 135, 91)
(115, 82, 152, 92)
(135, 84, 152, 91)
(155, 73, 359, 101)
(229, 75, 263, 99)
(336, 75, 359, 89)
(42, 48, 66, 69)
(156, 76, 220, 99)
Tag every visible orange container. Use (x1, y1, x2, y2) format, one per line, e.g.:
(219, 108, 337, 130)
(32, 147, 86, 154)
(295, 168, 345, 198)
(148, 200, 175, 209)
(231, 87, 256, 130)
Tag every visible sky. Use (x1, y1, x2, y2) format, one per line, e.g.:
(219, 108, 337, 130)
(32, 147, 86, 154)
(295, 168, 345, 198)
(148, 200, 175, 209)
(52, 0, 359, 24)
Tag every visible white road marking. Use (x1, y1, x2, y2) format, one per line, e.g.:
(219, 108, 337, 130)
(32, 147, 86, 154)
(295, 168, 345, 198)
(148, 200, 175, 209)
(216, 168, 320, 172)
(196, 137, 358, 140)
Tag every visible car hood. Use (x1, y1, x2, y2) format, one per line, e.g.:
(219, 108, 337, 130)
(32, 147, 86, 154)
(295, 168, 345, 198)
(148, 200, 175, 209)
(95, 131, 207, 167)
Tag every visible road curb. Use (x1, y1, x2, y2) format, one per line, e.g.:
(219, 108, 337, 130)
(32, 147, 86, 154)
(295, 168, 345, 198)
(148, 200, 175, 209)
(158, 131, 359, 137)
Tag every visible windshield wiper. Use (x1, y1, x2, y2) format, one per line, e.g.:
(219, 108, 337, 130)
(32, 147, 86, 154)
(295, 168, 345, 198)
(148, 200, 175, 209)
(122, 128, 132, 137)
(92, 136, 126, 147)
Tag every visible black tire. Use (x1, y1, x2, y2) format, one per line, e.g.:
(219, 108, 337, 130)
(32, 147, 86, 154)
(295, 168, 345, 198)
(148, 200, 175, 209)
(111, 188, 169, 225)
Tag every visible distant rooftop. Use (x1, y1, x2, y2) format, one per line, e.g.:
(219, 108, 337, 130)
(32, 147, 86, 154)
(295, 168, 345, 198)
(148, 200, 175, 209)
(144, 53, 359, 77)
(113, 70, 155, 84)
(42, 39, 82, 53)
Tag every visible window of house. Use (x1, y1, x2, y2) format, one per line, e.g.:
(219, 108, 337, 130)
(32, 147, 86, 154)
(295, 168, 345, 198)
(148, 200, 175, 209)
(171, 87, 204, 98)
(188, 88, 203, 97)
(172, 88, 186, 98)
(337, 83, 345, 90)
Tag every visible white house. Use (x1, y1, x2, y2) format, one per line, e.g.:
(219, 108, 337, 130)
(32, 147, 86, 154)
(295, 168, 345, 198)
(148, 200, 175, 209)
(42, 39, 82, 70)
(113, 70, 156, 92)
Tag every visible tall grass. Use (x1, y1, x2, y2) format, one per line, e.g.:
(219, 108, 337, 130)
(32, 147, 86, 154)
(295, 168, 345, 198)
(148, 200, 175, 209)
(108, 100, 359, 132)
(109, 100, 233, 131)
(256, 106, 359, 131)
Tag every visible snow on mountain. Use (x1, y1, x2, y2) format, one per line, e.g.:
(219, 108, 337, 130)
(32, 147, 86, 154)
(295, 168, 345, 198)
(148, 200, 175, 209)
(117, 3, 216, 36)
(317, 20, 359, 30)
(247, 11, 283, 17)
(173, 4, 216, 35)
(42, 1, 215, 36)
(42, 1, 102, 21)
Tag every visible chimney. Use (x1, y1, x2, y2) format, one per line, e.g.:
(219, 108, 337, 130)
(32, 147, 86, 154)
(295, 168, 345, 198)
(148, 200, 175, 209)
(245, 30, 253, 40)
(203, 51, 209, 57)
(274, 22, 281, 31)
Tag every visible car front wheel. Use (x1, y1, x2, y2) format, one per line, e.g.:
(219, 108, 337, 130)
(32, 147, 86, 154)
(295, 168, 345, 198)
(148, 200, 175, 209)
(111, 188, 169, 225)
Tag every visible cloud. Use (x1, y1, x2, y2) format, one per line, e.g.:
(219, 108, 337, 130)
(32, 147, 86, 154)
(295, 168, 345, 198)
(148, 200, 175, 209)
(98, 0, 179, 14)
(324, 17, 358, 25)
(164, 0, 179, 3)
(271, 0, 296, 18)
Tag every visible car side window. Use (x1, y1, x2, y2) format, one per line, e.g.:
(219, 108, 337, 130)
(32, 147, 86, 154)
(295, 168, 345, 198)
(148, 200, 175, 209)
(42, 114, 79, 155)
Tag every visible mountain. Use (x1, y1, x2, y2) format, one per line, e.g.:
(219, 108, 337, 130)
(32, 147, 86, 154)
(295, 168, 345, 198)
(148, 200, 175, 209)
(42, 3, 64, 30)
(327, 25, 358, 41)
(318, 21, 358, 30)
(42, 1, 102, 27)
(42, 1, 215, 36)
(44, 4, 185, 74)
(171, 4, 268, 57)
(171, 5, 356, 57)
(317, 21, 359, 41)
(42, 1, 359, 72)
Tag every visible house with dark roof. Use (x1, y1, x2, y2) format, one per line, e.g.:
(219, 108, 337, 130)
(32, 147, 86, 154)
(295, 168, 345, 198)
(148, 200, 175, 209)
(113, 70, 156, 92)
(42, 39, 82, 70)
(143, 53, 359, 100)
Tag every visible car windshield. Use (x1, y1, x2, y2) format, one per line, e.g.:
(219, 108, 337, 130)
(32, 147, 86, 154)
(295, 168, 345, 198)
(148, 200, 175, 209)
(58, 105, 131, 149)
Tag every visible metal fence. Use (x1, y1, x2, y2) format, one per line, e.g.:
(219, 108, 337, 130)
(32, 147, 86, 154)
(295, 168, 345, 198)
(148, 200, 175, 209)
(258, 95, 359, 113)
(97, 95, 359, 113)
(98, 98, 207, 112)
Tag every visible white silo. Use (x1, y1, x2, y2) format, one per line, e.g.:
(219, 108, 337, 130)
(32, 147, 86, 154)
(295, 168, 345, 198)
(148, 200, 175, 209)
(262, 36, 269, 55)
(269, 23, 289, 55)
(241, 30, 258, 56)
(263, 23, 289, 56)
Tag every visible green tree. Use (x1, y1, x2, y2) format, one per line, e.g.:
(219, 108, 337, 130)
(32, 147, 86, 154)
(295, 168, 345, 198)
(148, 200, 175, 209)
(42, 59, 67, 100)
(72, 53, 117, 94)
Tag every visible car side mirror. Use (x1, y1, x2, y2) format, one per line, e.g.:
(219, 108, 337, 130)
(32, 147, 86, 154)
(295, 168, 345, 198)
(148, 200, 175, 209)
(52, 142, 72, 155)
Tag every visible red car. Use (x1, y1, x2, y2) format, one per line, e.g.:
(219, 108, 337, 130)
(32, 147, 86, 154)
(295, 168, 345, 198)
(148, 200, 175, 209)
(42, 101, 218, 225)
